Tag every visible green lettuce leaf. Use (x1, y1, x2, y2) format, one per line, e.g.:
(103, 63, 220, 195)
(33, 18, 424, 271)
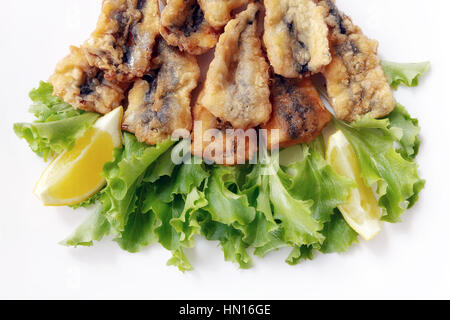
(320, 210, 359, 254)
(144, 146, 178, 183)
(199, 213, 252, 269)
(145, 189, 198, 270)
(221, 228, 252, 269)
(382, 61, 430, 89)
(243, 146, 332, 257)
(171, 188, 208, 248)
(387, 104, 421, 160)
(102, 133, 175, 232)
(14, 82, 99, 160)
(287, 142, 355, 223)
(334, 116, 424, 222)
(114, 186, 158, 253)
(145, 191, 184, 251)
(14, 113, 99, 160)
(286, 245, 314, 266)
(204, 166, 256, 226)
(167, 248, 194, 272)
(70, 192, 103, 210)
(158, 160, 210, 203)
(28, 81, 83, 122)
(263, 151, 324, 247)
(242, 165, 278, 248)
(252, 229, 315, 266)
(61, 204, 111, 247)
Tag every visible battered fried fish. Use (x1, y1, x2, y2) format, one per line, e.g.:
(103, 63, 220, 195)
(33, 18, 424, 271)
(191, 104, 258, 165)
(83, 0, 160, 82)
(316, 0, 395, 121)
(122, 40, 200, 145)
(263, 76, 332, 149)
(198, 3, 271, 129)
(50, 46, 127, 114)
(198, 0, 248, 28)
(263, 0, 331, 78)
(160, 0, 219, 55)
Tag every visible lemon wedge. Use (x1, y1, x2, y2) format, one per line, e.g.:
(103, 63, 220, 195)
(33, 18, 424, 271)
(326, 130, 382, 240)
(34, 107, 123, 206)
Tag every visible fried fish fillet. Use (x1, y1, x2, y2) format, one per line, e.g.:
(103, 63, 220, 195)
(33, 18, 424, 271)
(198, 0, 248, 28)
(191, 104, 258, 165)
(198, 3, 271, 129)
(263, 76, 332, 149)
(122, 40, 200, 145)
(160, 0, 219, 55)
(83, 0, 160, 82)
(50, 46, 128, 114)
(316, 0, 395, 121)
(264, 0, 331, 78)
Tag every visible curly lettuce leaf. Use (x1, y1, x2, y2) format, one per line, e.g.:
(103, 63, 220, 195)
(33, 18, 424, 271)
(204, 166, 256, 226)
(320, 210, 359, 254)
(199, 212, 252, 269)
(145, 189, 199, 271)
(252, 229, 314, 266)
(253, 229, 286, 258)
(28, 81, 82, 122)
(14, 113, 99, 160)
(334, 116, 424, 222)
(171, 188, 208, 248)
(104, 133, 175, 202)
(286, 245, 315, 266)
(14, 82, 99, 160)
(167, 248, 194, 273)
(382, 61, 430, 90)
(102, 133, 175, 232)
(114, 186, 158, 253)
(242, 166, 278, 248)
(387, 104, 421, 160)
(70, 192, 103, 210)
(221, 228, 252, 269)
(61, 204, 111, 247)
(145, 191, 184, 251)
(158, 160, 210, 203)
(264, 151, 324, 247)
(147, 158, 210, 252)
(287, 142, 355, 223)
(143, 146, 178, 183)
(254, 213, 358, 260)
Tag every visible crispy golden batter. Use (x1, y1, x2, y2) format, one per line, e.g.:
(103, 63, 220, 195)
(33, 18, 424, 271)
(198, 0, 248, 28)
(122, 40, 200, 145)
(263, 76, 332, 149)
(317, 0, 395, 121)
(83, 0, 160, 82)
(263, 0, 331, 78)
(160, 0, 219, 55)
(191, 104, 258, 165)
(50, 46, 127, 114)
(198, 3, 271, 129)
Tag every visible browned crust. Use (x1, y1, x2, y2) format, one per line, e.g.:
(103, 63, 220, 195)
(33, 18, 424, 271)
(316, 0, 395, 121)
(191, 104, 258, 165)
(83, 0, 161, 82)
(50, 46, 128, 114)
(122, 40, 200, 145)
(263, 77, 332, 149)
(160, 0, 220, 55)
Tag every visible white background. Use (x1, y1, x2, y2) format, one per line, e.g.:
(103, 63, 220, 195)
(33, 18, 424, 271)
(1, 0, 449, 300)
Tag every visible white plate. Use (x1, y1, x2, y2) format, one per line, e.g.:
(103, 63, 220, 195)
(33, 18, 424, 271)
(1, 0, 449, 299)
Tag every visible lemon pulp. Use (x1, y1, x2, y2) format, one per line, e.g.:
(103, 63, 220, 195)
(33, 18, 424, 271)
(34, 107, 123, 206)
(46, 128, 114, 201)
